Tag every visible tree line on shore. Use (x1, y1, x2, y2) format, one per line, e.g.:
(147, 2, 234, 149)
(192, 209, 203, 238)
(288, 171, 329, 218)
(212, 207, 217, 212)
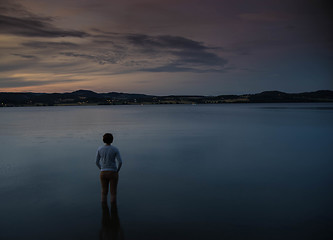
(1, 90, 332, 107)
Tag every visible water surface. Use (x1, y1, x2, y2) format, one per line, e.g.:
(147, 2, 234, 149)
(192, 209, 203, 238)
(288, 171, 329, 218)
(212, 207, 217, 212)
(0, 103, 332, 239)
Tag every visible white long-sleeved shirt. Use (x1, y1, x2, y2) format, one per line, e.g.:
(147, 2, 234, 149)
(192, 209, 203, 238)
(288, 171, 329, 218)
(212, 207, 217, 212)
(96, 145, 122, 172)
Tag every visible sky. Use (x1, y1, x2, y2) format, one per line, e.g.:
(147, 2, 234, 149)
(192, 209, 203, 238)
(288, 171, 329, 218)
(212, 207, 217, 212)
(0, 0, 332, 95)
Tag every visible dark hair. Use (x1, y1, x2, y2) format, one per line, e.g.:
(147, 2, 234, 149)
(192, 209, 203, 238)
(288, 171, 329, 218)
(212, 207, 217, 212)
(103, 133, 114, 144)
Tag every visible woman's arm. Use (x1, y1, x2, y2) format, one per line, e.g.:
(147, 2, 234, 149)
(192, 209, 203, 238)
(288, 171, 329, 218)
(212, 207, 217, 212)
(116, 150, 122, 172)
(96, 150, 101, 169)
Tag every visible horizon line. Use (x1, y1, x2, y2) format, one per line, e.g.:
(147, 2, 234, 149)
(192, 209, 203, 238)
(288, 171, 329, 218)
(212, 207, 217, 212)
(1, 89, 332, 97)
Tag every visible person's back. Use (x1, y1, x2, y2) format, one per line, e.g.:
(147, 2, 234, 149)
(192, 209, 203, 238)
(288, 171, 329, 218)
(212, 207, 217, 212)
(96, 145, 121, 172)
(96, 133, 122, 203)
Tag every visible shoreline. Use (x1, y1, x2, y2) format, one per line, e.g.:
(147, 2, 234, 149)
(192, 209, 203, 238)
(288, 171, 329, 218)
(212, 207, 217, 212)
(1, 90, 332, 107)
(1, 100, 333, 108)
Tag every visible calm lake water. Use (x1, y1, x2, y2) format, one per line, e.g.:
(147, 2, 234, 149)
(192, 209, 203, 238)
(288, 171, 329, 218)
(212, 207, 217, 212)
(0, 103, 333, 240)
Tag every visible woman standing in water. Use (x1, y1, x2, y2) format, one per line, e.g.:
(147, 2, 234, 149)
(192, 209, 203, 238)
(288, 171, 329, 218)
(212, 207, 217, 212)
(96, 133, 122, 203)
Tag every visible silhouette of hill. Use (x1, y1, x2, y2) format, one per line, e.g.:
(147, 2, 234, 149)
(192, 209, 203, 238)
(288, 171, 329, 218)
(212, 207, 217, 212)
(248, 90, 333, 103)
(0, 90, 332, 106)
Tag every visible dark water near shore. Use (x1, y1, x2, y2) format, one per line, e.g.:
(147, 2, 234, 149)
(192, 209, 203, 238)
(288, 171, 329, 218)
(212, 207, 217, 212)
(0, 103, 333, 240)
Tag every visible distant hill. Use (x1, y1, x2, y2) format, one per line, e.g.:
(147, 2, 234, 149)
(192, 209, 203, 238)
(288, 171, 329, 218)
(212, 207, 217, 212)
(0, 90, 332, 107)
(248, 90, 333, 103)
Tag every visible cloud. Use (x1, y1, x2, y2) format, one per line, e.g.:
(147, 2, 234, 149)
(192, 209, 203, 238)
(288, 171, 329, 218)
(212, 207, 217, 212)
(0, 76, 80, 88)
(124, 34, 227, 72)
(57, 32, 227, 72)
(171, 50, 227, 65)
(0, 14, 88, 37)
(0, 1, 35, 18)
(126, 34, 208, 50)
(0, 1, 88, 38)
(22, 41, 79, 49)
(137, 48, 228, 73)
(0, 1, 228, 85)
(0, 62, 34, 72)
(0, 77, 41, 88)
(59, 52, 121, 65)
(12, 53, 37, 59)
(138, 63, 225, 73)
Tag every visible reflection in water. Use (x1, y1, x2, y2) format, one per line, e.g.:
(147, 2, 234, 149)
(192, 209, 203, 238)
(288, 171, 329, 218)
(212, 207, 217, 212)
(100, 203, 124, 240)
(1, 104, 332, 239)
